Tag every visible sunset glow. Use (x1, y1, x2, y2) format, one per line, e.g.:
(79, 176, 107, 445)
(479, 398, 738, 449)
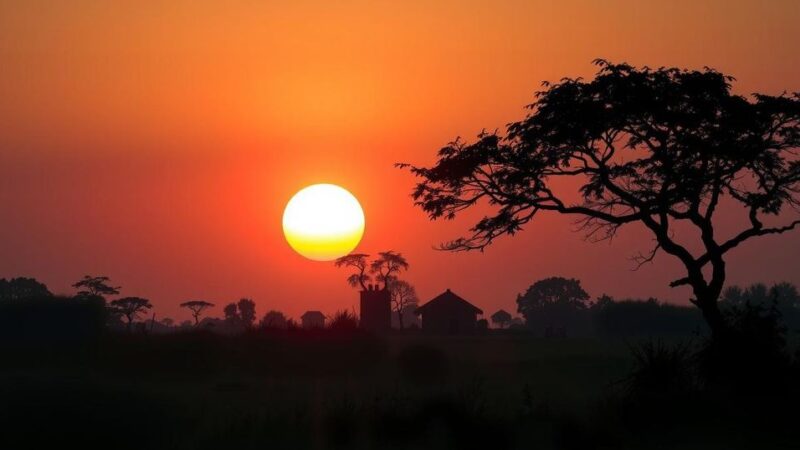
(282, 184, 365, 261)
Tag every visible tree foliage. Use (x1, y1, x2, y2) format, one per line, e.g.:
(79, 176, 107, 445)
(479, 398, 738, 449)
(73, 275, 120, 299)
(237, 298, 257, 327)
(516, 277, 590, 319)
(109, 296, 152, 330)
(335, 251, 410, 291)
(0, 277, 52, 300)
(402, 61, 800, 335)
(223, 303, 239, 321)
(334, 253, 372, 290)
(180, 300, 215, 325)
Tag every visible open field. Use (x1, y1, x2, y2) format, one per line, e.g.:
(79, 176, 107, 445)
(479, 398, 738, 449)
(2, 331, 796, 450)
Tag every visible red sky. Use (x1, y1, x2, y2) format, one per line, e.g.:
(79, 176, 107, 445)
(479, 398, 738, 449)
(1, 1, 799, 323)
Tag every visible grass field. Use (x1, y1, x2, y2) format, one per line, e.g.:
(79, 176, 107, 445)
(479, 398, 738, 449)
(0, 332, 795, 449)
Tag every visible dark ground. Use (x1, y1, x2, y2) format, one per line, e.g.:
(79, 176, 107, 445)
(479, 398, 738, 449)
(1, 331, 797, 450)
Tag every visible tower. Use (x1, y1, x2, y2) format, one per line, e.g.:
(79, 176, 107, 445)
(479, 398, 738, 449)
(359, 284, 391, 332)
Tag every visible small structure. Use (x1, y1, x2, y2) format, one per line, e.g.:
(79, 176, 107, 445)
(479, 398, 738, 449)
(415, 289, 483, 334)
(301, 310, 325, 329)
(360, 284, 391, 332)
(491, 309, 513, 329)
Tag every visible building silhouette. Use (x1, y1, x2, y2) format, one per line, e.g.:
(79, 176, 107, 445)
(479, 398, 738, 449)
(301, 311, 325, 329)
(415, 289, 483, 334)
(360, 284, 391, 332)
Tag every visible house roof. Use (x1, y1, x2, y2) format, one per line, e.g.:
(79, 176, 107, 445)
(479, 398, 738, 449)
(301, 311, 325, 320)
(415, 289, 483, 315)
(491, 309, 511, 319)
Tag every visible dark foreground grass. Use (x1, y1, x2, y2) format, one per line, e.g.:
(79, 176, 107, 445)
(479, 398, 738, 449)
(0, 332, 796, 449)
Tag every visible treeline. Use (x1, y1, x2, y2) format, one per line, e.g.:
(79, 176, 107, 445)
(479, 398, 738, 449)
(0, 275, 367, 343)
(501, 276, 800, 338)
(4, 274, 800, 340)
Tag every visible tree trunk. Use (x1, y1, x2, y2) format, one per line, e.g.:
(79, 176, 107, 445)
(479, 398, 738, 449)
(695, 295, 728, 338)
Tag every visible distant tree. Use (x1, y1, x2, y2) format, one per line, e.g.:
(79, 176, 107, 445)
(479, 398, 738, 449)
(389, 280, 418, 329)
(401, 61, 800, 337)
(517, 277, 591, 335)
(0, 277, 52, 300)
(223, 303, 239, 322)
(259, 310, 288, 329)
(161, 317, 174, 327)
(237, 298, 257, 327)
(334, 253, 372, 290)
(335, 251, 410, 291)
(721, 282, 800, 309)
(73, 275, 120, 299)
(491, 309, 513, 328)
(721, 282, 800, 328)
(180, 300, 215, 325)
(109, 297, 152, 331)
(371, 251, 409, 290)
(517, 277, 590, 315)
(592, 294, 616, 310)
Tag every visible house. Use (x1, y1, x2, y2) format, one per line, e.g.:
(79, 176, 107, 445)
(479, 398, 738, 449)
(414, 289, 483, 334)
(301, 311, 325, 329)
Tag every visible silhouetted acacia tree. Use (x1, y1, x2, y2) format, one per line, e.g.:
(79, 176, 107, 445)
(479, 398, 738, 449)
(401, 61, 800, 336)
(371, 251, 409, 290)
(389, 279, 418, 329)
(334, 253, 372, 289)
(109, 297, 152, 331)
(237, 298, 257, 327)
(0, 277, 52, 300)
(73, 275, 120, 299)
(491, 309, 512, 328)
(180, 300, 215, 325)
(335, 251, 410, 291)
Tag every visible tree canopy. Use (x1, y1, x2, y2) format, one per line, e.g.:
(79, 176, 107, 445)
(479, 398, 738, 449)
(180, 300, 215, 325)
(402, 61, 800, 335)
(335, 251, 409, 291)
(73, 275, 120, 299)
(109, 297, 152, 330)
(0, 277, 52, 300)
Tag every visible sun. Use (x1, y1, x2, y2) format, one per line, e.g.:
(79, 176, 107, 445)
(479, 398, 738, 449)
(282, 184, 365, 261)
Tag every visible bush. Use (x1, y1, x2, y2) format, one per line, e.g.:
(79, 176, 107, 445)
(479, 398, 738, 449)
(625, 340, 695, 398)
(593, 299, 704, 337)
(696, 301, 792, 393)
(327, 310, 359, 332)
(0, 295, 106, 343)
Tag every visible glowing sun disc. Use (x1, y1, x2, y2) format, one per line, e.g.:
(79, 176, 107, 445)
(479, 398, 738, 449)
(282, 184, 365, 261)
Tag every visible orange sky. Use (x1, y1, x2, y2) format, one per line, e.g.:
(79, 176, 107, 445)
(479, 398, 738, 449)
(1, 1, 799, 322)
